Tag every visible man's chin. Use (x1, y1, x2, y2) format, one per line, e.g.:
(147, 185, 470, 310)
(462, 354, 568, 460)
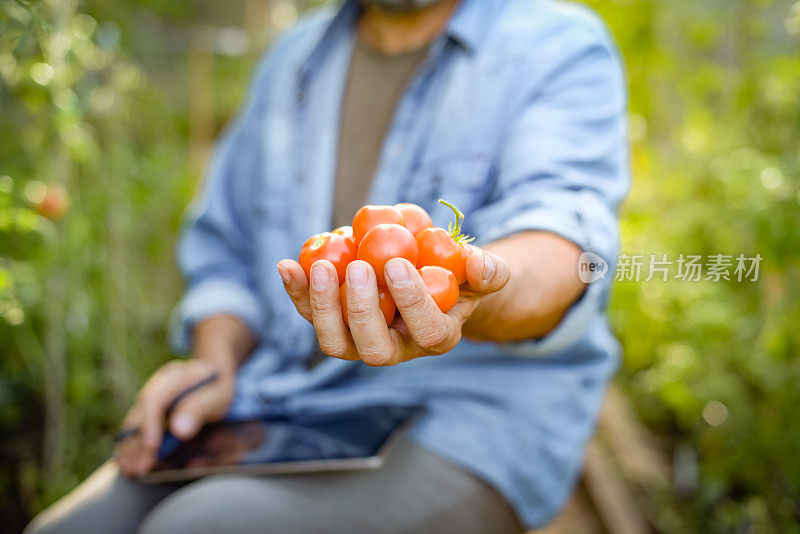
(359, 0, 448, 15)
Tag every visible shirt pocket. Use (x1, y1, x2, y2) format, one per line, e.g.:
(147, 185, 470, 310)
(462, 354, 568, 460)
(400, 152, 493, 230)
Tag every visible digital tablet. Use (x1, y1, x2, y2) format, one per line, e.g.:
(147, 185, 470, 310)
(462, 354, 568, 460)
(138, 405, 422, 483)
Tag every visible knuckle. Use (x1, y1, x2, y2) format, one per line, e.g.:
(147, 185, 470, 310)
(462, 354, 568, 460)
(178, 399, 208, 420)
(137, 386, 154, 404)
(162, 360, 183, 375)
(417, 327, 456, 354)
(287, 286, 304, 301)
(360, 349, 393, 367)
(153, 364, 181, 385)
(309, 295, 335, 316)
(346, 299, 374, 322)
(138, 396, 158, 415)
(319, 339, 350, 359)
(394, 288, 428, 313)
(191, 361, 212, 376)
(123, 407, 141, 426)
(286, 281, 308, 299)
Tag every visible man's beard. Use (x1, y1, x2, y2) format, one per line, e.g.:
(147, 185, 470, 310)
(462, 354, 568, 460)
(361, 0, 448, 14)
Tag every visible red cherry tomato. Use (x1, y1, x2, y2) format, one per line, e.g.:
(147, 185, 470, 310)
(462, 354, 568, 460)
(332, 225, 353, 238)
(340, 283, 396, 326)
(352, 205, 404, 245)
(357, 223, 418, 286)
(332, 225, 356, 248)
(416, 227, 470, 285)
(394, 203, 433, 236)
(419, 266, 459, 313)
(415, 199, 476, 285)
(36, 183, 69, 220)
(298, 232, 356, 285)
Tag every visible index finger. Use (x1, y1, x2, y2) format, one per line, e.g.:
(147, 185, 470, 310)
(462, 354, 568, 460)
(114, 408, 151, 476)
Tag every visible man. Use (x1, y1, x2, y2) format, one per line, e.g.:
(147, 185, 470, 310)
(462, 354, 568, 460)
(27, 0, 628, 532)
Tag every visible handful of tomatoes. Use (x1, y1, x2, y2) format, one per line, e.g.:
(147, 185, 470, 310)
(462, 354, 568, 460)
(298, 199, 477, 325)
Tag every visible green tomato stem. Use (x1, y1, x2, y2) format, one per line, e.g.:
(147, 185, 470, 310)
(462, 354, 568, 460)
(438, 199, 474, 244)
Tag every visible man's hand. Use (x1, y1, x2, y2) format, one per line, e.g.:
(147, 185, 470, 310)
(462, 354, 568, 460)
(276, 249, 510, 366)
(114, 359, 235, 477)
(114, 315, 254, 478)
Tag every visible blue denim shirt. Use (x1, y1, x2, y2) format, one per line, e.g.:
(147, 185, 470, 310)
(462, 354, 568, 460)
(171, 0, 629, 527)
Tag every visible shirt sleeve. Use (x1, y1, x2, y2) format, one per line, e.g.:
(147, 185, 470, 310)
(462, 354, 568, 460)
(169, 59, 272, 355)
(469, 20, 630, 356)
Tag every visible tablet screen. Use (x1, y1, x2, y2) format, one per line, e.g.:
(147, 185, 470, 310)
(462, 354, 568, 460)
(146, 405, 421, 478)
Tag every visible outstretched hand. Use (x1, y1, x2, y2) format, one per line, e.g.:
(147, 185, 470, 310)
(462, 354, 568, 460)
(277, 249, 510, 366)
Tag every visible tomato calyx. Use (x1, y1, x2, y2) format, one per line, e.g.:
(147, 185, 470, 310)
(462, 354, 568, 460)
(308, 234, 329, 249)
(438, 199, 474, 246)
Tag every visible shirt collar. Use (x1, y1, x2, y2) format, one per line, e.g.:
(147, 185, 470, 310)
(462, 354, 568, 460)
(444, 0, 502, 54)
(298, 0, 360, 83)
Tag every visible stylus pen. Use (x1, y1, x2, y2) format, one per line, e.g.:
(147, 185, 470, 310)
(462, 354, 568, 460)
(113, 372, 220, 443)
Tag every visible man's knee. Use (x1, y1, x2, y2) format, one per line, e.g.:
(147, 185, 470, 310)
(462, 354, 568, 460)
(23, 505, 92, 534)
(139, 475, 283, 534)
(23, 513, 56, 534)
(24, 499, 97, 534)
(24, 463, 177, 534)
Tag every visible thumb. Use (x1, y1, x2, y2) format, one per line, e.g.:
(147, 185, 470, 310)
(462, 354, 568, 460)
(168, 386, 228, 440)
(465, 250, 510, 295)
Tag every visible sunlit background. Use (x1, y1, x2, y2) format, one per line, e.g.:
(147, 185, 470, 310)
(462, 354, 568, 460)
(1, 0, 799, 531)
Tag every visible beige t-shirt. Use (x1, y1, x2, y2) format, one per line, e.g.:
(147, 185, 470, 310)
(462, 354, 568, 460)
(331, 37, 429, 229)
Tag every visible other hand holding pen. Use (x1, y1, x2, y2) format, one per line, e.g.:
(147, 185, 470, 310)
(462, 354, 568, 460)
(113, 359, 235, 478)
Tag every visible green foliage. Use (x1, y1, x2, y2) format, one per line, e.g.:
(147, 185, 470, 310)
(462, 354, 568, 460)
(584, 0, 800, 530)
(0, 0, 798, 531)
(0, 0, 198, 529)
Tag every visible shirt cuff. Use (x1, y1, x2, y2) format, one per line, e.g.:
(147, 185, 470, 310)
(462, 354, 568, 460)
(169, 278, 265, 354)
(472, 189, 617, 262)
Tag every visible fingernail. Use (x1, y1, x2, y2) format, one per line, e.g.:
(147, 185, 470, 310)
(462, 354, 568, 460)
(384, 260, 409, 286)
(310, 264, 330, 291)
(348, 262, 368, 289)
(482, 252, 495, 282)
(276, 264, 290, 284)
(172, 414, 196, 437)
